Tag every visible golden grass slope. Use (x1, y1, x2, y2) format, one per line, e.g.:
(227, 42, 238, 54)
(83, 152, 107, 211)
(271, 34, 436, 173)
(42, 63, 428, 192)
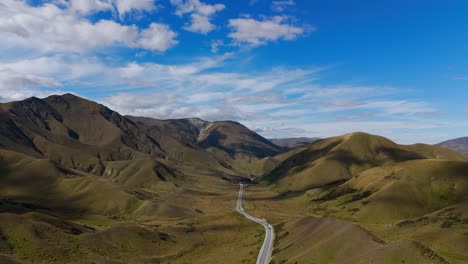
(254, 132, 468, 263)
(263, 132, 466, 193)
(273, 216, 450, 264)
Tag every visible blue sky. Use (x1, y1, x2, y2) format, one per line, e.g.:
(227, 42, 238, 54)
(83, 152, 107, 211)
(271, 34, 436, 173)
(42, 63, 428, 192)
(0, 0, 467, 143)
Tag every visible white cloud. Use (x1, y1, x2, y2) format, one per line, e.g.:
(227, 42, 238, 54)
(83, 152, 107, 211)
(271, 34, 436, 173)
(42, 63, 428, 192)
(210, 40, 223, 53)
(0, 68, 63, 102)
(271, 0, 295, 12)
(69, 0, 113, 14)
(170, 0, 224, 34)
(113, 0, 156, 19)
(171, 0, 224, 16)
(361, 100, 437, 115)
(185, 13, 214, 34)
(311, 98, 438, 116)
(101, 92, 260, 121)
(103, 92, 180, 110)
(0, 0, 176, 53)
(186, 92, 225, 103)
(69, 0, 156, 18)
(0, 68, 61, 89)
(0, 55, 110, 85)
(138, 23, 178, 51)
(228, 16, 309, 46)
(0, 49, 461, 144)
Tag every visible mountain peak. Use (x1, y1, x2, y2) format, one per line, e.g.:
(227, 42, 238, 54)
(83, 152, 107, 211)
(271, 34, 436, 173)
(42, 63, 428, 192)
(46, 93, 95, 104)
(186, 117, 210, 130)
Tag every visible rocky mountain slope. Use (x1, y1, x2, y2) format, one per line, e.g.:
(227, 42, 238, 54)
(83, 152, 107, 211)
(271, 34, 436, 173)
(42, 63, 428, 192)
(0, 94, 282, 177)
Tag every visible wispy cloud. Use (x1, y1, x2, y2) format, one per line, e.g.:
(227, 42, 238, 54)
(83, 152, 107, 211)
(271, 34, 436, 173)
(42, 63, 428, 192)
(68, 0, 157, 18)
(454, 75, 468, 80)
(0, 47, 460, 144)
(0, 1, 464, 144)
(271, 0, 296, 12)
(228, 16, 311, 46)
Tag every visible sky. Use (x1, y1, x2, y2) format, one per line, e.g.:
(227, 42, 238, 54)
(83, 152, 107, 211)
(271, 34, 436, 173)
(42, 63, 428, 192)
(0, 0, 467, 144)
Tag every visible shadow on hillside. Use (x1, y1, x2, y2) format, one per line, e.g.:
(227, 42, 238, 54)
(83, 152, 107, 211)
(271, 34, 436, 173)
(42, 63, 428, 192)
(244, 179, 349, 202)
(433, 160, 468, 175)
(328, 149, 367, 166)
(195, 223, 243, 232)
(0, 158, 96, 218)
(263, 139, 344, 183)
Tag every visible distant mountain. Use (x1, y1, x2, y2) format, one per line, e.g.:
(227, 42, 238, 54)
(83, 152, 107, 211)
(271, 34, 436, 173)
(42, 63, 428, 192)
(127, 116, 284, 176)
(270, 137, 320, 149)
(436, 137, 468, 156)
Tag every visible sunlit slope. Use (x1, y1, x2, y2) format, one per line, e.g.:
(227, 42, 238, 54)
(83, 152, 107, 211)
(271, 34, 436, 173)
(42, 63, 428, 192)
(305, 159, 468, 223)
(364, 201, 468, 264)
(261, 133, 468, 224)
(262, 132, 466, 192)
(273, 216, 450, 264)
(0, 211, 187, 264)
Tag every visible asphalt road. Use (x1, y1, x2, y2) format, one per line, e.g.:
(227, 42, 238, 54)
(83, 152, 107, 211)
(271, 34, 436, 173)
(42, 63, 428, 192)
(236, 183, 274, 264)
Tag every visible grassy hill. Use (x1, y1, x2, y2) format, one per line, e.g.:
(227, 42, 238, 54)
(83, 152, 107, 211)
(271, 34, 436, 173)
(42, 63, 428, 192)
(262, 132, 466, 192)
(248, 132, 468, 263)
(0, 147, 267, 263)
(273, 216, 450, 264)
(0, 94, 287, 263)
(1, 95, 467, 263)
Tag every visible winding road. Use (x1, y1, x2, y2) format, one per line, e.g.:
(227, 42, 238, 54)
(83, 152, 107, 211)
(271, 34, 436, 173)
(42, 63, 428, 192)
(236, 183, 274, 264)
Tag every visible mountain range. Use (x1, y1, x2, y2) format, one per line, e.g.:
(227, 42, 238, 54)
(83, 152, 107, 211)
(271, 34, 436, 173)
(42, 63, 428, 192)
(436, 137, 468, 156)
(0, 94, 467, 264)
(269, 137, 320, 149)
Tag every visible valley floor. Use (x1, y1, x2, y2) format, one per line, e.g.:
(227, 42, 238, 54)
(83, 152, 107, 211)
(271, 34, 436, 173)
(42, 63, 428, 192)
(240, 185, 468, 264)
(1, 170, 468, 264)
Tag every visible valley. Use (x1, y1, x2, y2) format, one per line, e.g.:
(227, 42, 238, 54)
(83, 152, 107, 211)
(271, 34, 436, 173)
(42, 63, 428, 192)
(0, 94, 467, 264)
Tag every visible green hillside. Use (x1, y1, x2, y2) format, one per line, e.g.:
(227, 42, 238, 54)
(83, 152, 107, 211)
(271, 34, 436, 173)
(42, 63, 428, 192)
(1, 96, 467, 264)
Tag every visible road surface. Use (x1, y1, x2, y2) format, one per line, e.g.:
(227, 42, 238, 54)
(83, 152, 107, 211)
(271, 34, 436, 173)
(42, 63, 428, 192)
(236, 183, 274, 264)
